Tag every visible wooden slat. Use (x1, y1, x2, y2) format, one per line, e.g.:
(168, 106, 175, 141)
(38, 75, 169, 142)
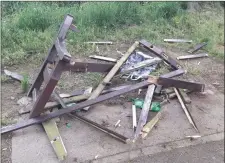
(42, 119, 67, 160)
(134, 84, 155, 140)
(177, 53, 208, 60)
(83, 41, 139, 111)
(89, 55, 117, 63)
(174, 88, 198, 132)
(164, 39, 192, 43)
(141, 112, 161, 139)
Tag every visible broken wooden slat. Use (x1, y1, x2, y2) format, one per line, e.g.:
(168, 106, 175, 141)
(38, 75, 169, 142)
(177, 53, 208, 60)
(164, 39, 192, 43)
(89, 55, 117, 63)
(83, 41, 139, 111)
(141, 112, 161, 139)
(42, 119, 67, 160)
(188, 42, 207, 54)
(85, 41, 113, 45)
(174, 88, 198, 132)
(132, 104, 137, 132)
(134, 84, 155, 140)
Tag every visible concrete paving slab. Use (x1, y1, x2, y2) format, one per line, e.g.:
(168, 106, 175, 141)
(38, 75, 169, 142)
(11, 85, 224, 163)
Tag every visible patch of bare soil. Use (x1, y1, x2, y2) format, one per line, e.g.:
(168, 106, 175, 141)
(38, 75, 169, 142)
(1, 41, 224, 162)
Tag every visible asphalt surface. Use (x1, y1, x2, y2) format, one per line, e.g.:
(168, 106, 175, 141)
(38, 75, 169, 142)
(128, 140, 224, 163)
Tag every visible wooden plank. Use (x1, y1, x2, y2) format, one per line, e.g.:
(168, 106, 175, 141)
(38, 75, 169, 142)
(41, 90, 67, 160)
(174, 88, 198, 132)
(83, 41, 139, 111)
(164, 39, 192, 43)
(89, 55, 117, 63)
(134, 84, 155, 141)
(141, 112, 161, 139)
(42, 119, 67, 160)
(177, 53, 208, 60)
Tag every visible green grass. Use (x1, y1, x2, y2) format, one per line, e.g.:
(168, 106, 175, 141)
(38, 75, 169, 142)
(1, 2, 224, 66)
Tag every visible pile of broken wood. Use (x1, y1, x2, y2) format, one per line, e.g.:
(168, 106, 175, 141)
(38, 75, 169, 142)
(1, 14, 207, 161)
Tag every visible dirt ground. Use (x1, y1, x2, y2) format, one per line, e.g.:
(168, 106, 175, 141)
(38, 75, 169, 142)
(1, 41, 224, 163)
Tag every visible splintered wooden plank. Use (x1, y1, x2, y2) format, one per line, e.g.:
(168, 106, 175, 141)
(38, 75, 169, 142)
(177, 53, 208, 60)
(42, 119, 67, 161)
(174, 88, 198, 132)
(83, 41, 139, 111)
(134, 84, 155, 141)
(141, 112, 161, 139)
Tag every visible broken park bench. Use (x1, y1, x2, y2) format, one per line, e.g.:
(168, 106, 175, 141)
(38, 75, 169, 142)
(1, 14, 205, 161)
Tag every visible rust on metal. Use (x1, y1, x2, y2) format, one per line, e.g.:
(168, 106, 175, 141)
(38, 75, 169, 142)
(69, 113, 131, 144)
(1, 80, 151, 134)
(188, 42, 207, 54)
(64, 60, 114, 73)
(139, 39, 180, 70)
(148, 76, 205, 92)
(29, 60, 65, 118)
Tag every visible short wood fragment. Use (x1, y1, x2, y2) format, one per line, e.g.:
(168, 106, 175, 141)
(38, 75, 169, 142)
(177, 53, 208, 60)
(89, 55, 117, 63)
(141, 112, 161, 139)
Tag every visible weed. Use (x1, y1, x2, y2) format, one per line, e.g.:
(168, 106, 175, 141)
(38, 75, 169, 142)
(1, 118, 17, 126)
(21, 74, 29, 93)
(1, 75, 9, 83)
